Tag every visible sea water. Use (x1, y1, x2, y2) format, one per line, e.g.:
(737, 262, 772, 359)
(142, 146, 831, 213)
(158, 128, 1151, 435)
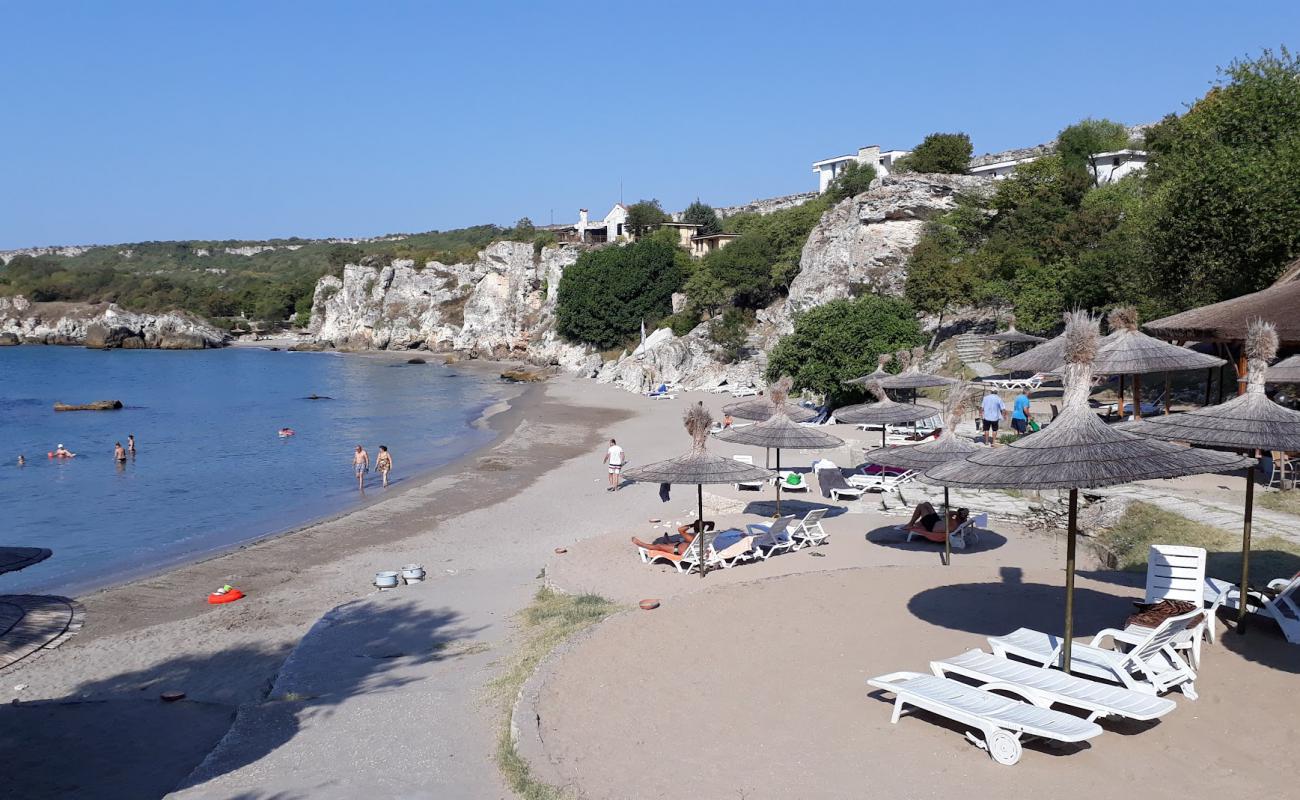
(0, 346, 502, 594)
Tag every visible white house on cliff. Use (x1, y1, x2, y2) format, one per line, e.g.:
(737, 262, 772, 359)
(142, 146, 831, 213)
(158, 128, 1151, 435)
(812, 145, 910, 192)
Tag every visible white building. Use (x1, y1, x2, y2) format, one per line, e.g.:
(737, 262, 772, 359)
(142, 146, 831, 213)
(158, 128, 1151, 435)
(1088, 149, 1149, 185)
(811, 145, 910, 193)
(544, 204, 632, 244)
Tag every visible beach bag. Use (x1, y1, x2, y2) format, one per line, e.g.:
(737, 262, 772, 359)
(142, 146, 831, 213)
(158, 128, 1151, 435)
(1028, 420, 1041, 432)
(786, 473, 802, 487)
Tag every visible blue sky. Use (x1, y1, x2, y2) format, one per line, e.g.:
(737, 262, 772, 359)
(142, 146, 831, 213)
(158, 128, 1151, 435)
(2, 1, 1298, 249)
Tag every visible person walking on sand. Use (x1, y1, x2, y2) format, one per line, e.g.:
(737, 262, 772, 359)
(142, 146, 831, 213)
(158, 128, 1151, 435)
(603, 438, 625, 492)
(1011, 387, 1033, 435)
(353, 445, 369, 490)
(376, 445, 393, 487)
(980, 388, 1007, 446)
(114, 442, 127, 463)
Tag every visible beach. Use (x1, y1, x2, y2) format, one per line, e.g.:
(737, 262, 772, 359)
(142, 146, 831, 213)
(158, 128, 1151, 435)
(3, 375, 1297, 798)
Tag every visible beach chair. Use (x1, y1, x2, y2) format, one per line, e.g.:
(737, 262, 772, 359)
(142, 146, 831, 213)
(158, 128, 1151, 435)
(732, 455, 765, 491)
(730, 386, 759, 398)
(905, 512, 986, 550)
(1205, 572, 1300, 644)
(709, 530, 757, 568)
(636, 535, 708, 575)
(849, 467, 917, 510)
(988, 608, 1203, 699)
(1127, 545, 1210, 663)
(647, 392, 676, 400)
(746, 515, 797, 559)
(1268, 451, 1295, 489)
(776, 471, 810, 493)
(789, 508, 829, 548)
(814, 463, 865, 501)
(866, 672, 1103, 766)
(930, 649, 1177, 723)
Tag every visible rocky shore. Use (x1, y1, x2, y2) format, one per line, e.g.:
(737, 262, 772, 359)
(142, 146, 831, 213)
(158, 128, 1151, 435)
(0, 296, 228, 349)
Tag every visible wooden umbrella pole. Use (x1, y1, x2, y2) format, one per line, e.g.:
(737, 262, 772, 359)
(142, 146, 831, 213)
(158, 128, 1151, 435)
(775, 448, 782, 517)
(1238, 464, 1255, 631)
(1063, 489, 1078, 674)
(1132, 373, 1143, 420)
(1237, 351, 1248, 396)
(1164, 373, 1171, 415)
(698, 484, 707, 579)
(943, 486, 951, 567)
(1117, 375, 1125, 420)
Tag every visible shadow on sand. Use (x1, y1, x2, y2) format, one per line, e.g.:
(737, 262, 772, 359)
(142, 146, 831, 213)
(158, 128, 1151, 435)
(865, 524, 1008, 557)
(0, 599, 483, 800)
(741, 498, 849, 519)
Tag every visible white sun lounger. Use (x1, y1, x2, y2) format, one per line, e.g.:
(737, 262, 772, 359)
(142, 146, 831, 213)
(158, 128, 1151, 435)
(1205, 572, 1300, 644)
(730, 386, 759, 397)
(849, 468, 917, 510)
(746, 515, 796, 559)
(931, 649, 1177, 722)
(709, 530, 756, 568)
(636, 531, 753, 574)
(1127, 545, 1210, 665)
(867, 672, 1103, 765)
(988, 608, 1203, 699)
(903, 512, 987, 550)
(732, 454, 766, 491)
(775, 471, 811, 493)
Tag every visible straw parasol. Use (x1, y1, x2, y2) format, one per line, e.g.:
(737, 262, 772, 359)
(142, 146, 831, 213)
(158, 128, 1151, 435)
(861, 383, 980, 565)
(844, 353, 894, 387)
(984, 314, 1047, 345)
(923, 311, 1252, 671)
(881, 346, 958, 390)
(717, 377, 844, 515)
(1144, 260, 1300, 349)
(1125, 320, 1300, 631)
(1267, 354, 1300, 384)
(998, 332, 1069, 373)
(723, 396, 818, 423)
(623, 406, 774, 578)
(833, 380, 943, 449)
(0, 547, 52, 577)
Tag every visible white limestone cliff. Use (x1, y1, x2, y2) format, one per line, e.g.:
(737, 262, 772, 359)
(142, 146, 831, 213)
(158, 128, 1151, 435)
(0, 296, 228, 348)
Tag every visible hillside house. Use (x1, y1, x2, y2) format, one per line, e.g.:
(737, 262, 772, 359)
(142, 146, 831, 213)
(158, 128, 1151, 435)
(544, 204, 632, 244)
(690, 233, 740, 258)
(811, 145, 910, 192)
(1088, 149, 1148, 184)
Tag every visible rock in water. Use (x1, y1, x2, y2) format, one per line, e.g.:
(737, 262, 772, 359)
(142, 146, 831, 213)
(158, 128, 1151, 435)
(500, 368, 548, 383)
(406, 357, 427, 364)
(54, 400, 124, 411)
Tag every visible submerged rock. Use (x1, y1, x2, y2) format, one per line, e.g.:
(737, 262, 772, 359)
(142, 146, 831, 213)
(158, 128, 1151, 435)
(54, 400, 123, 411)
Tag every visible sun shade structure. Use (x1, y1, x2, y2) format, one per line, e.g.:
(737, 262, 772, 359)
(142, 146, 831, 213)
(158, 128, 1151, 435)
(998, 333, 1069, 373)
(881, 346, 958, 390)
(844, 353, 895, 387)
(923, 311, 1252, 672)
(1126, 320, 1300, 631)
(833, 380, 943, 450)
(723, 397, 818, 423)
(717, 377, 844, 515)
(623, 406, 774, 578)
(861, 383, 980, 565)
(1267, 354, 1300, 384)
(1144, 260, 1300, 348)
(0, 547, 52, 577)
(984, 315, 1047, 345)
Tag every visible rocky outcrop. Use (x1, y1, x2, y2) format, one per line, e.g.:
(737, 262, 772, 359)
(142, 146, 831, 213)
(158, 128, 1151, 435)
(783, 173, 994, 324)
(0, 245, 94, 265)
(0, 296, 227, 349)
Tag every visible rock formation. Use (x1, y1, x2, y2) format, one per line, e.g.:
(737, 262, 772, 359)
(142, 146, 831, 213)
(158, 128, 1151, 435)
(0, 296, 227, 349)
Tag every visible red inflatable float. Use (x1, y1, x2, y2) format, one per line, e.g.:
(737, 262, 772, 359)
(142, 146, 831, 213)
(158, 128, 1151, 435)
(208, 587, 244, 604)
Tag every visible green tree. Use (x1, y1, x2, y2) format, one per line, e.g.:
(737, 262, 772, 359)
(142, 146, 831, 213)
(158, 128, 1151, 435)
(766, 295, 923, 401)
(554, 237, 686, 348)
(682, 266, 730, 315)
(681, 200, 722, 236)
(893, 132, 973, 174)
(903, 221, 978, 341)
(1056, 118, 1130, 185)
(709, 307, 751, 363)
(824, 161, 877, 202)
(625, 199, 670, 237)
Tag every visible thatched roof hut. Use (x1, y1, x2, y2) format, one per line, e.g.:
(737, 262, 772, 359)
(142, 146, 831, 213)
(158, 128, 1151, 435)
(1267, 354, 1300, 384)
(1144, 259, 1300, 347)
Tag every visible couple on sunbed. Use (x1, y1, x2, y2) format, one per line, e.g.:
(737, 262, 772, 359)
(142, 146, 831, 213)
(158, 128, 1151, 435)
(901, 502, 968, 542)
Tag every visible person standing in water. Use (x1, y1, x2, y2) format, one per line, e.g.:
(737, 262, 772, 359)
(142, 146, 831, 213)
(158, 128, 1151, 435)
(114, 442, 127, 463)
(353, 445, 370, 490)
(127, 434, 136, 456)
(376, 445, 393, 487)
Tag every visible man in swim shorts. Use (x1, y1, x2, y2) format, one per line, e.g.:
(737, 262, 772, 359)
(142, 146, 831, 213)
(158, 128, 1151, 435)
(376, 445, 393, 487)
(114, 442, 127, 463)
(353, 445, 369, 490)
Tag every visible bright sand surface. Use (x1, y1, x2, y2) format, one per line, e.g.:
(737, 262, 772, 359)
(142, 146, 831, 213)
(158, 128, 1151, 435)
(3, 373, 1297, 798)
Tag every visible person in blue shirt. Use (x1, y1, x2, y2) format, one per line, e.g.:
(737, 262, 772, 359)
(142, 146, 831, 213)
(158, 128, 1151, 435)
(980, 389, 1006, 446)
(1011, 387, 1033, 434)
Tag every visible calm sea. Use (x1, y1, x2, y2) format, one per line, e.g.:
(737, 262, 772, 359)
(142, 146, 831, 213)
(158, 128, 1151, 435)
(0, 346, 502, 594)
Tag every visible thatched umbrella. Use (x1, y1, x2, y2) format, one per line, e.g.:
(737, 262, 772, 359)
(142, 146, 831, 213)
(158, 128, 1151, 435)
(1125, 320, 1300, 631)
(1267, 354, 1300, 384)
(881, 346, 959, 391)
(923, 311, 1252, 671)
(723, 396, 818, 423)
(833, 380, 943, 449)
(1062, 307, 1225, 420)
(623, 406, 774, 578)
(844, 353, 895, 387)
(984, 314, 1047, 346)
(717, 378, 844, 516)
(998, 333, 1069, 374)
(861, 383, 979, 565)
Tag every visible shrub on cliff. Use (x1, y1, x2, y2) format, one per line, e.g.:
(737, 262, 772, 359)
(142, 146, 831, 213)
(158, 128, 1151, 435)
(625, 199, 670, 238)
(554, 238, 687, 349)
(693, 196, 830, 309)
(892, 132, 973, 174)
(1056, 118, 1131, 184)
(766, 294, 923, 402)
(824, 161, 876, 202)
(681, 201, 722, 236)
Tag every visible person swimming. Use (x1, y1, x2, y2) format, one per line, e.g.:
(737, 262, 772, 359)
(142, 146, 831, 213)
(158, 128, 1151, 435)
(278, 427, 295, 437)
(53, 444, 76, 458)
(17, 455, 25, 466)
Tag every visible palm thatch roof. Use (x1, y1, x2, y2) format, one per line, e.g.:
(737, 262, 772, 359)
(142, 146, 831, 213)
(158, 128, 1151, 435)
(716, 378, 844, 451)
(833, 378, 943, 426)
(1071, 307, 1225, 375)
(724, 397, 818, 422)
(1143, 260, 1300, 346)
(924, 312, 1253, 490)
(844, 353, 894, 387)
(623, 406, 775, 485)
(1267, 354, 1300, 384)
(997, 332, 1068, 373)
(1125, 321, 1300, 451)
(861, 383, 981, 471)
(983, 314, 1046, 344)
(880, 346, 958, 389)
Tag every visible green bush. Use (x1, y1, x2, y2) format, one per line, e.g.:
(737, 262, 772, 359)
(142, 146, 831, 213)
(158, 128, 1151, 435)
(662, 310, 700, 337)
(893, 132, 973, 174)
(824, 161, 876, 202)
(708, 307, 751, 363)
(554, 238, 687, 349)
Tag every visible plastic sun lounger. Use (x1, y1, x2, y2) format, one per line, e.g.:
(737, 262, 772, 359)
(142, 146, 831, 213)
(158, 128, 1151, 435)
(776, 471, 811, 493)
(636, 532, 753, 574)
(903, 513, 987, 550)
(1205, 572, 1300, 644)
(732, 454, 765, 491)
(988, 608, 1203, 699)
(788, 508, 829, 548)
(746, 515, 797, 559)
(867, 672, 1103, 766)
(815, 465, 865, 501)
(730, 386, 759, 398)
(931, 650, 1177, 722)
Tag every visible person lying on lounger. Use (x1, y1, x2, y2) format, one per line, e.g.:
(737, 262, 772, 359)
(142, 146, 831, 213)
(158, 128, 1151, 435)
(901, 502, 969, 541)
(632, 520, 715, 555)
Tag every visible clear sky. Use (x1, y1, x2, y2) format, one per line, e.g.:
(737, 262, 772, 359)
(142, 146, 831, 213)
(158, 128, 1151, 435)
(2, 1, 1298, 249)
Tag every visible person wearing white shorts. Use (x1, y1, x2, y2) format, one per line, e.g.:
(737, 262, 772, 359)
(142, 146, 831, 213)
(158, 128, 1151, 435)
(603, 438, 626, 492)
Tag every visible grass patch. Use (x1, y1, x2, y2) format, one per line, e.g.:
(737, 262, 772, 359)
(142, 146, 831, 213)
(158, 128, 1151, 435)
(488, 587, 619, 800)
(1096, 501, 1300, 582)
(1258, 489, 1300, 516)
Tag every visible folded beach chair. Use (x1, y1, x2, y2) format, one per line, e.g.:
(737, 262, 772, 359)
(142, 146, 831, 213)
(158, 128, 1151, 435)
(930, 649, 1177, 722)
(746, 514, 797, 559)
(988, 608, 1203, 699)
(867, 672, 1103, 766)
(789, 508, 829, 548)
(1205, 572, 1300, 644)
(732, 454, 766, 491)
(814, 464, 865, 501)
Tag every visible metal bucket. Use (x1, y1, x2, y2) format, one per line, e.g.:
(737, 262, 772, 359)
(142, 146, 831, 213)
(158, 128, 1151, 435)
(374, 570, 400, 589)
(400, 564, 426, 584)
